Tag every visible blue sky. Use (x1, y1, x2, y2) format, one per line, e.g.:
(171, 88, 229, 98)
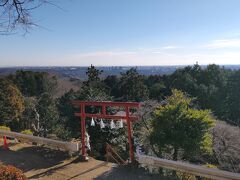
(1, 0, 240, 66)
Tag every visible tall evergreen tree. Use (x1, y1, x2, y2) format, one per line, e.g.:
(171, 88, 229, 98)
(118, 68, 149, 102)
(56, 89, 80, 140)
(104, 75, 120, 98)
(35, 93, 59, 137)
(223, 70, 240, 126)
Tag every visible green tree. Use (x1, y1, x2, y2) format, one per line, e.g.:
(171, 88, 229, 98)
(104, 75, 121, 98)
(85, 64, 103, 84)
(8, 70, 57, 97)
(56, 89, 80, 140)
(21, 93, 59, 137)
(0, 78, 24, 127)
(223, 70, 240, 126)
(8, 70, 59, 135)
(79, 65, 109, 101)
(145, 75, 167, 101)
(20, 97, 38, 130)
(167, 64, 228, 120)
(199, 64, 228, 117)
(118, 68, 149, 102)
(150, 89, 215, 161)
(56, 65, 108, 141)
(35, 93, 59, 137)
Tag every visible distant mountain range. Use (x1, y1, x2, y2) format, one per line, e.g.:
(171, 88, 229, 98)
(1, 65, 240, 80)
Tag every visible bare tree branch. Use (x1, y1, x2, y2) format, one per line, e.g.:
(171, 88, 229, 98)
(0, 0, 56, 34)
(213, 121, 240, 173)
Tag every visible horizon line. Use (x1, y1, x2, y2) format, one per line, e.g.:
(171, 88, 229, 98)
(1, 64, 240, 68)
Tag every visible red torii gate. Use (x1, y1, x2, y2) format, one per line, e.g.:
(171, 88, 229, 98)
(72, 101, 140, 162)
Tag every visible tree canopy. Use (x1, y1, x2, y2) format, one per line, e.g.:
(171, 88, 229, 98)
(167, 64, 231, 124)
(8, 70, 57, 97)
(118, 68, 149, 102)
(150, 89, 215, 161)
(223, 71, 240, 126)
(0, 78, 24, 124)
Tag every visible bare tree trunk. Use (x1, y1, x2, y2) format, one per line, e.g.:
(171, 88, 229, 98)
(172, 147, 179, 177)
(31, 107, 42, 137)
(173, 147, 178, 161)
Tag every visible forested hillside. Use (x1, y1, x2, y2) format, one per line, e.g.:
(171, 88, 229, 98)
(0, 64, 239, 174)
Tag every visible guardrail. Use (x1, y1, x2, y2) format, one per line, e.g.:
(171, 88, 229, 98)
(0, 130, 79, 152)
(137, 155, 240, 180)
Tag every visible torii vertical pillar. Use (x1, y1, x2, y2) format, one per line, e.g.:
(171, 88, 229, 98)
(81, 104, 87, 160)
(126, 106, 134, 162)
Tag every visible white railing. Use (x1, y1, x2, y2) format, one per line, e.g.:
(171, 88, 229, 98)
(137, 155, 240, 180)
(0, 130, 79, 152)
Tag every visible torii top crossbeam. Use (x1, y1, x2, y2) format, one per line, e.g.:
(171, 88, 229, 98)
(72, 101, 141, 162)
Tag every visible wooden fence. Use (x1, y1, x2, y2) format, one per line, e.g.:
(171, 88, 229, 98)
(0, 130, 79, 152)
(137, 155, 240, 180)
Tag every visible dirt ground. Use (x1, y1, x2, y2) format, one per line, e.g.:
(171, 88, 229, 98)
(0, 142, 172, 180)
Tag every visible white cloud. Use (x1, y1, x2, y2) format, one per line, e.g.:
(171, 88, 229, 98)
(3, 46, 240, 66)
(161, 46, 180, 50)
(203, 39, 240, 49)
(74, 50, 137, 57)
(62, 47, 240, 66)
(62, 49, 183, 66)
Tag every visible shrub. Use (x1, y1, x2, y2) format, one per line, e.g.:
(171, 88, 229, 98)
(176, 171, 196, 180)
(176, 164, 217, 180)
(0, 165, 27, 180)
(0, 126, 10, 131)
(213, 121, 240, 173)
(150, 90, 215, 161)
(20, 129, 33, 135)
(204, 163, 217, 169)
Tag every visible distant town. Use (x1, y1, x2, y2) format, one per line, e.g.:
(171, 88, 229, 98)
(1, 65, 240, 80)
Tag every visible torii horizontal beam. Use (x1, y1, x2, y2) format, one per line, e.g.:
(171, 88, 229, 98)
(74, 113, 139, 121)
(72, 100, 140, 107)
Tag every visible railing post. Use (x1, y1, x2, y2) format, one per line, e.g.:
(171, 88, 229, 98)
(3, 135, 9, 150)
